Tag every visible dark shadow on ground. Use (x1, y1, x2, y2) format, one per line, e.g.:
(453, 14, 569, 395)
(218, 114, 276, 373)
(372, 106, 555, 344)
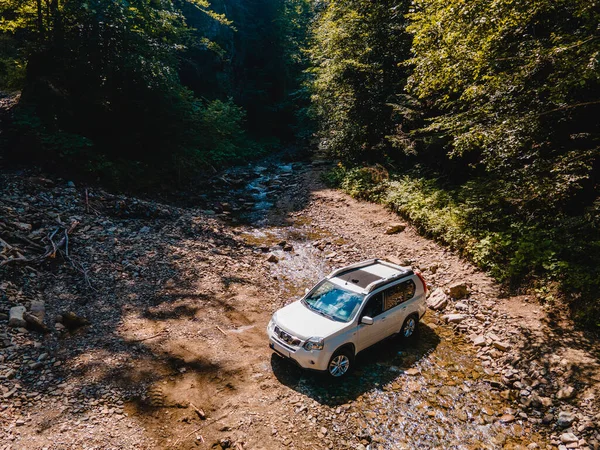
(270, 324, 440, 407)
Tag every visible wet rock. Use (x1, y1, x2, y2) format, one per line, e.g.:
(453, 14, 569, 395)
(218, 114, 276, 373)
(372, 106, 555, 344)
(266, 253, 279, 263)
(557, 411, 576, 428)
(557, 386, 575, 400)
(560, 433, 579, 444)
(8, 305, 27, 328)
(384, 223, 407, 235)
(446, 282, 470, 300)
(426, 288, 448, 311)
(443, 314, 466, 324)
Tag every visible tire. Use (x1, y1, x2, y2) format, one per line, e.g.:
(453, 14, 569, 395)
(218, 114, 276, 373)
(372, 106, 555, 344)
(327, 347, 354, 378)
(400, 315, 418, 339)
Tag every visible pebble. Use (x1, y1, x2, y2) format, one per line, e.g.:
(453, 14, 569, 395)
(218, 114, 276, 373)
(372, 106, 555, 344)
(560, 432, 579, 444)
(557, 411, 577, 428)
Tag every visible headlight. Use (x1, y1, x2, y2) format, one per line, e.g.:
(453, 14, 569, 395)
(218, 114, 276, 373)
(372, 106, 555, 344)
(303, 337, 324, 351)
(267, 318, 275, 333)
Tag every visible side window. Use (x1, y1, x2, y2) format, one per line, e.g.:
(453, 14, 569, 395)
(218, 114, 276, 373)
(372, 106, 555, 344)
(361, 293, 383, 318)
(384, 280, 416, 310)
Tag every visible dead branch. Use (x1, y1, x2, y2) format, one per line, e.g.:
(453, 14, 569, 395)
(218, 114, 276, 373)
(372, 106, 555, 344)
(0, 237, 14, 250)
(0, 255, 31, 267)
(129, 330, 167, 343)
(170, 410, 231, 448)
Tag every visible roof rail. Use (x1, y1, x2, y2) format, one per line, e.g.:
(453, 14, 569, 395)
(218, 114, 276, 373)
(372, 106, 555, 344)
(365, 269, 414, 293)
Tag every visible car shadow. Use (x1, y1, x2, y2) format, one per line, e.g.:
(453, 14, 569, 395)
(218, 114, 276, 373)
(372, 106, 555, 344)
(270, 323, 441, 407)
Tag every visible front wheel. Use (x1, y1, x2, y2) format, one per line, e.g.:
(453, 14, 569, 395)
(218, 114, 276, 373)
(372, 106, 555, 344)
(327, 348, 354, 378)
(400, 315, 418, 338)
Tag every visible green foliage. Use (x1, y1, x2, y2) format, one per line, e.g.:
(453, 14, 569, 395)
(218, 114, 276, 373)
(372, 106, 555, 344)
(310, 0, 600, 328)
(307, 0, 414, 161)
(332, 165, 600, 328)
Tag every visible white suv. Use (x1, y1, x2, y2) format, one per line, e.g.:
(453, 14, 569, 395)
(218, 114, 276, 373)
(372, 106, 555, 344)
(267, 259, 428, 378)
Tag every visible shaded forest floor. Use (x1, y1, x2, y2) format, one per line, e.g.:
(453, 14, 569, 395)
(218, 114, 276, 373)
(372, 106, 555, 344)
(1, 155, 599, 449)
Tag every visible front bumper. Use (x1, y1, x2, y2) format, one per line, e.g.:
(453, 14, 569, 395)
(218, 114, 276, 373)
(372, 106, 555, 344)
(267, 330, 330, 371)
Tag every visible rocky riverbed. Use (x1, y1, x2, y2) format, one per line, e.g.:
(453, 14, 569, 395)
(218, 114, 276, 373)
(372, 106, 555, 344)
(1, 157, 599, 449)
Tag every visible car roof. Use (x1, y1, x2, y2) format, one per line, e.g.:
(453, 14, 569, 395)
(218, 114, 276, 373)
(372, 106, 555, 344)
(328, 259, 413, 295)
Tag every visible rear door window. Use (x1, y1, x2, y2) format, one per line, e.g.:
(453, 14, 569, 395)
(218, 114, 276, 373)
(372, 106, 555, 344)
(384, 279, 416, 310)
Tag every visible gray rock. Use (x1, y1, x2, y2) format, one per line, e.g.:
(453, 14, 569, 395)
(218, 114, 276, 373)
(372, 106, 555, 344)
(446, 282, 470, 299)
(557, 386, 575, 400)
(560, 432, 578, 444)
(426, 288, 448, 311)
(473, 335, 486, 347)
(557, 411, 576, 428)
(8, 305, 27, 328)
(30, 301, 45, 322)
(492, 341, 511, 352)
(443, 314, 466, 324)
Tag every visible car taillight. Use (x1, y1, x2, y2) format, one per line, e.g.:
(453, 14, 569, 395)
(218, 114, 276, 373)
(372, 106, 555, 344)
(416, 271, 428, 295)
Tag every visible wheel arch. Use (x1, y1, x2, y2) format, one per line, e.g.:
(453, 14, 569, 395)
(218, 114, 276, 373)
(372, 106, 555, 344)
(335, 342, 356, 357)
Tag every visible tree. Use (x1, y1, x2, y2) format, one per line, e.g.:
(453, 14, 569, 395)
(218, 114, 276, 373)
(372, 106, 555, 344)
(307, 0, 414, 161)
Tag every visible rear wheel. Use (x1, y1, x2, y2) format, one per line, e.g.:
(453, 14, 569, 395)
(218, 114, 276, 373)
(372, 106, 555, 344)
(327, 348, 353, 378)
(400, 315, 418, 338)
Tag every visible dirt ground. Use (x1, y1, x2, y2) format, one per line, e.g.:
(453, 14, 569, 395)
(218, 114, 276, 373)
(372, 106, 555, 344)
(1, 158, 599, 450)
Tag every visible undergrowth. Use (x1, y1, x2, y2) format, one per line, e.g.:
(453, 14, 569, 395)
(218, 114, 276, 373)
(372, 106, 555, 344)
(324, 165, 600, 330)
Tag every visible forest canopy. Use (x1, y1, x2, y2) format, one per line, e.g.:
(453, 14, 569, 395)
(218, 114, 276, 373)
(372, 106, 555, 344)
(1, 0, 599, 326)
(0, 0, 313, 185)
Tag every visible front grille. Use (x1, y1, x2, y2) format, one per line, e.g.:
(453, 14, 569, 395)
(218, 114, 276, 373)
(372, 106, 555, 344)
(274, 326, 302, 347)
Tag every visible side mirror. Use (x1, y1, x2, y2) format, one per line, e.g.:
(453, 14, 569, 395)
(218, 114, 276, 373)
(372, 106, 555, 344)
(361, 316, 374, 325)
(304, 288, 310, 295)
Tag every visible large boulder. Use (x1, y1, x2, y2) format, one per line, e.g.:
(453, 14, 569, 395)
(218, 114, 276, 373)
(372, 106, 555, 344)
(426, 288, 448, 311)
(8, 305, 26, 328)
(443, 314, 466, 324)
(446, 282, 470, 299)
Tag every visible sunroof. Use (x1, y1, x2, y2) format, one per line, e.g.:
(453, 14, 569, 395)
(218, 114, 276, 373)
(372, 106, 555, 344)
(336, 268, 382, 288)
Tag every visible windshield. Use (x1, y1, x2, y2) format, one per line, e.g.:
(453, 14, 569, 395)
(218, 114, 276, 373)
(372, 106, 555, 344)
(302, 280, 365, 322)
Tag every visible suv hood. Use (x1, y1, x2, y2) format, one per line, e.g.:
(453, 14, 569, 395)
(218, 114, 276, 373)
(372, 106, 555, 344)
(272, 300, 348, 340)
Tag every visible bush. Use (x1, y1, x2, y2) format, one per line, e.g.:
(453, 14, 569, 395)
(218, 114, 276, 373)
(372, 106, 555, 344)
(330, 164, 600, 329)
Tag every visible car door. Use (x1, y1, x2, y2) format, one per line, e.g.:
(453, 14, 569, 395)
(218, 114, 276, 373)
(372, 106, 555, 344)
(382, 279, 417, 337)
(356, 292, 388, 352)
